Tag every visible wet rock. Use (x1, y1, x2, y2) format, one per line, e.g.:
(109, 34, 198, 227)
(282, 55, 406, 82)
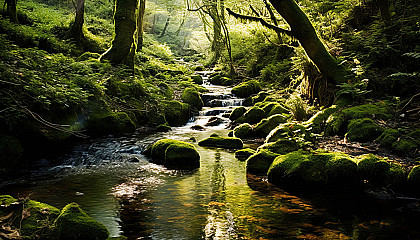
(150, 139, 200, 169)
(156, 124, 171, 132)
(246, 149, 279, 175)
(191, 125, 205, 131)
(205, 117, 224, 126)
(235, 148, 256, 161)
(198, 136, 243, 149)
(229, 107, 246, 121)
(52, 203, 109, 240)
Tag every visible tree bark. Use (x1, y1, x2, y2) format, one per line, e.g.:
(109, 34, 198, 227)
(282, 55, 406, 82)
(136, 0, 146, 50)
(159, 16, 170, 38)
(269, 0, 347, 84)
(376, 0, 391, 26)
(68, 0, 85, 44)
(5, 0, 18, 23)
(101, 0, 138, 69)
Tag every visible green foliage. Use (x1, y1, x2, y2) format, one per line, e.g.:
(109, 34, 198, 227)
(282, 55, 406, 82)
(285, 93, 310, 121)
(304, 105, 339, 134)
(0, 136, 23, 168)
(336, 80, 371, 104)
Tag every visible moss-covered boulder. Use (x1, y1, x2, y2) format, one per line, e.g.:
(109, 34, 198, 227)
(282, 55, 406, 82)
(375, 129, 401, 148)
(0, 135, 23, 169)
(345, 118, 384, 142)
(229, 107, 247, 121)
(150, 139, 200, 168)
(231, 80, 261, 98)
(52, 203, 109, 240)
(220, 77, 233, 86)
(77, 52, 101, 61)
(392, 138, 419, 157)
(325, 102, 393, 136)
(0, 195, 61, 238)
(87, 111, 136, 136)
(156, 123, 171, 132)
(357, 154, 405, 187)
(191, 75, 203, 85)
(256, 101, 289, 117)
(252, 92, 270, 104)
(268, 150, 358, 189)
(209, 74, 222, 85)
(235, 148, 256, 161)
(304, 105, 339, 133)
(258, 138, 300, 155)
(233, 123, 254, 139)
(181, 87, 204, 110)
(163, 100, 190, 126)
(246, 149, 280, 175)
(234, 106, 265, 125)
(198, 136, 243, 149)
(254, 114, 287, 137)
(266, 123, 311, 143)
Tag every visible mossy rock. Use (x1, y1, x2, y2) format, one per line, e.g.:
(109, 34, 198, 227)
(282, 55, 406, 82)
(254, 114, 287, 137)
(235, 148, 256, 161)
(229, 107, 246, 121)
(242, 97, 253, 106)
(345, 118, 384, 142)
(150, 139, 200, 168)
(181, 87, 204, 110)
(209, 74, 222, 85)
(220, 77, 233, 86)
(198, 136, 243, 149)
(391, 137, 419, 157)
(52, 203, 109, 240)
(231, 80, 261, 98)
(87, 111, 136, 136)
(304, 105, 339, 134)
(156, 124, 171, 132)
(0, 196, 61, 238)
(408, 166, 420, 189)
(268, 150, 358, 190)
(234, 106, 265, 125)
(326, 102, 393, 136)
(375, 129, 401, 148)
(266, 123, 311, 143)
(258, 138, 300, 155)
(233, 123, 254, 139)
(0, 135, 23, 169)
(77, 52, 101, 61)
(191, 75, 203, 85)
(158, 81, 173, 99)
(246, 149, 280, 175)
(252, 92, 270, 104)
(256, 101, 289, 117)
(357, 154, 405, 187)
(163, 100, 190, 126)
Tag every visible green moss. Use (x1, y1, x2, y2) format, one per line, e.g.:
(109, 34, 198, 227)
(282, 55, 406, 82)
(0, 136, 23, 169)
(162, 100, 190, 126)
(77, 52, 101, 61)
(209, 74, 222, 85)
(150, 139, 180, 163)
(181, 87, 204, 110)
(233, 123, 253, 139)
(345, 118, 384, 142)
(164, 142, 200, 169)
(392, 138, 418, 156)
(357, 154, 398, 187)
(266, 123, 311, 143)
(234, 106, 265, 125)
(229, 107, 246, 121)
(375, 129, 401, 148)
(231, 80, 261, 98)
(52, 203, 109, 240)
(235, 148, 256, 161)
(326, 102, 393, 136)
(156, 124, 171, 132)
(408, 165, 420, 187)
(158, 81, 173, 99)
(220, 77, 233, 86)
(0, 195, 17, 206)
(251, 92, 269, 104)
(255, 101, 289, 117)
(191, 75, 203, 85)
(325, 156, 358, 186)
(254, 114, 287, 137)
(246, 149, 280, 175)
(87, 110, 136, 136)
(258, 138, 300, 155)
(304, 105, 339, 133)
(198, 136, 243, 149)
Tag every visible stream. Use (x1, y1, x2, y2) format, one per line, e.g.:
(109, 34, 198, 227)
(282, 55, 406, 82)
(1, 72, 420, 239)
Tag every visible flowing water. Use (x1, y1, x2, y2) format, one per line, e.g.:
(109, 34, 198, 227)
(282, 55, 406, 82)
(1, 73, 420, 239)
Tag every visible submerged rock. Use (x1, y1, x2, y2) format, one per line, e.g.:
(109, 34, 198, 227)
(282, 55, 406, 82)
(52, 203, 109, 240)
(150, 139, 200, 169)
(198, 136, 243, 149)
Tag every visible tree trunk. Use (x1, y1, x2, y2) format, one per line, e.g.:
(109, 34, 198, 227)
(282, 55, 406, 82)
(68, 0, 85, 44)
(376, 0, 391, 26)
(209, 0, 222, 63)
(101, 0, 138, 69)
(269, 0, 347, 85)
(136, 0, 146, 51)
(159, 16, 170, 38)
(5, 0, 18, 23)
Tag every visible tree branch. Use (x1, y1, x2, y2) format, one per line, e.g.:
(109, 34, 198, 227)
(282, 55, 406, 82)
(226, 8, 294, 38)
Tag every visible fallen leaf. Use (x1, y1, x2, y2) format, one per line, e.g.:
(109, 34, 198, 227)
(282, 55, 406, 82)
(21, 208, 32, 220)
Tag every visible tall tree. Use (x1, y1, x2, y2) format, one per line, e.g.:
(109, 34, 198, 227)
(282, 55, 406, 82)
(101, 0, 138, 69)
(136, 0, 146, 50)
(4, 0, 18, 23)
